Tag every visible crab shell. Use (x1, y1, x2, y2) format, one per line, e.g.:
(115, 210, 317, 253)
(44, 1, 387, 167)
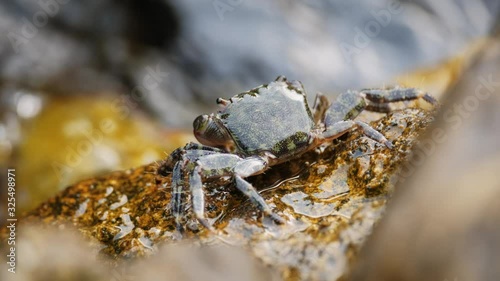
(193, 78, 318, 163)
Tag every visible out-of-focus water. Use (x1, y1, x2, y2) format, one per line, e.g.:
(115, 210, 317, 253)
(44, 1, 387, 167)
(1, 0, 498, 126)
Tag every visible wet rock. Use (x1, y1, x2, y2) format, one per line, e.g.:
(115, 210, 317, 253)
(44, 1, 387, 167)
(9, 105, 435, 280)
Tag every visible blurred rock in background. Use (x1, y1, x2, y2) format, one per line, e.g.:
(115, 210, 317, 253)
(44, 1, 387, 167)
(0, 225, 278, 281)
(348, 34, 500, 281)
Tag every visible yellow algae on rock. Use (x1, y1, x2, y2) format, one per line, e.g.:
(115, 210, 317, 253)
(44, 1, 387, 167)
(16, 95, 192, 213)
(14, 106, 435, 280)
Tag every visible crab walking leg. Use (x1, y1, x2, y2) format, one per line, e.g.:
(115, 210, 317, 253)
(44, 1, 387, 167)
(233, 157, 285, 224)
(321, 120, 356, 139)
(188, 165, 216, 231)
(322, 120, 392, 148)
(362, 88, 437, 105)
(364, 102, 393, 113)
(234, 176, 285, 224)
(176, 152, 243, 230)
(354, 120, 393, 148)
(312, 93, 331, 124)
(322, 88, 437, 130)
(170, 161, 186, 233)
(324, 91, 367, 124)
(171, 149, 237, 231)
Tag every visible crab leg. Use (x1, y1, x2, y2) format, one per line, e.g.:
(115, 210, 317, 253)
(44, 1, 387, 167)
(233, 157, 285, 224)
(319, 87, 438, 149)
(169, 147, 230, 233)
(321, 120, 356, 139)
(191, 153, 284, 225)
(354, 121, 393, 148)
(185, 155, 237, 231)
(364, 102, 392, 113)
(234, 175, 285, 224)
(322, 120, 392, 148)
(188, 165, 216, 231)
(324, 91, 367, 124)
(361, 88, 437, 105)
(170, 160, 186, 233)
(312, 93, 330, 124)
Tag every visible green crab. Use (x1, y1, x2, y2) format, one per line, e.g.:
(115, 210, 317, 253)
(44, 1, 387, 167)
(158, 76, 436, 232)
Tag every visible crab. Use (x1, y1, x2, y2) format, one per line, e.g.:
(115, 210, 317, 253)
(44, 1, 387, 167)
(158, 76, 436, 232)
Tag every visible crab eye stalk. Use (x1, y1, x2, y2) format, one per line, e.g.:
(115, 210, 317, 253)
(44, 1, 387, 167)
(216, 98, 230, 106)
(193, 114, 233, 149)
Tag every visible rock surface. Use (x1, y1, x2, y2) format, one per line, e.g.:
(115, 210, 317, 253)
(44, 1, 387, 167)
(5, 106, 435, 280)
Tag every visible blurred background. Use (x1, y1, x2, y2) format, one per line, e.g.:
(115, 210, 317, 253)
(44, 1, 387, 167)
(0, 0, 499, 218)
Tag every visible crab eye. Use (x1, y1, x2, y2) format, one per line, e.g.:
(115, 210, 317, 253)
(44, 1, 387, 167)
(193, 114, 232, 148)
(193, 115, 208, 132)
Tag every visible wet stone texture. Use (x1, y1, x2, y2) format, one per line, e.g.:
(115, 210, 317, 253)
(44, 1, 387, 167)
(14, 107, 434, 280)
